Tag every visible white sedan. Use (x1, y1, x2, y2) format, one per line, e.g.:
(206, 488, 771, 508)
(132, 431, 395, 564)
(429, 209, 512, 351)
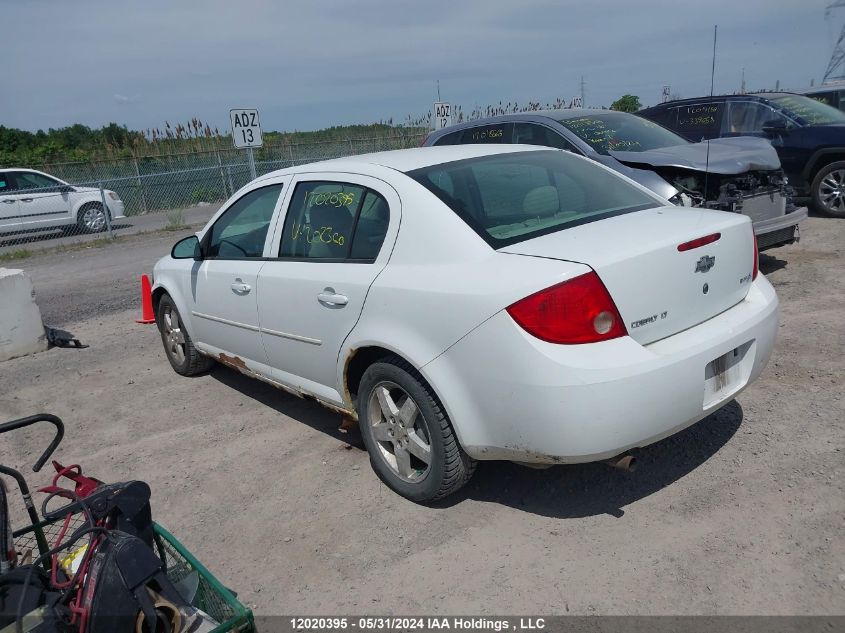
(152, 145, 779, 502)
(0, 168, 125, 235)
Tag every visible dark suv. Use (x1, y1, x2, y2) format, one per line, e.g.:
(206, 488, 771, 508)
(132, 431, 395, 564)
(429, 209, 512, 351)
(639, 92, 845, 217)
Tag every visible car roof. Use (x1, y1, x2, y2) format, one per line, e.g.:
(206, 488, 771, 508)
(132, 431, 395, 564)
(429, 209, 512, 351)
(642, 92, 802, 110)
(427, 108, 624, 129)
(800, 83, 845, 95)
(254, 144, 548, 180)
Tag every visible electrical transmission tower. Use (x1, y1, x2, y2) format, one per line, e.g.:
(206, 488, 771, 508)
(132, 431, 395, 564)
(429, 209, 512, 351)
(823, 1, 845, 83)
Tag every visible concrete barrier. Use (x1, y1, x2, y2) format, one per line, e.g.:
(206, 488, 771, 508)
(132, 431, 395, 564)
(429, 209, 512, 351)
(0, 268, 47, 362)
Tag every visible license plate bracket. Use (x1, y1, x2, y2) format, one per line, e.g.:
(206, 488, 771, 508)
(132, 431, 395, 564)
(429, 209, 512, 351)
(703, 341, 754, 409)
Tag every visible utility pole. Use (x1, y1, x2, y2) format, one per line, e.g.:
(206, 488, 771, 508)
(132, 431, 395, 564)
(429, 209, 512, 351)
(824, 1, 845, 83)
(741, 68, 746, 94)
(437, 79, 441, 102)
(579, 75, 586, 108)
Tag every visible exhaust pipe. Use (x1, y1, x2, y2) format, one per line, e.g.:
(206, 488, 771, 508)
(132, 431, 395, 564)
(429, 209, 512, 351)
(603, 454, 637, 472)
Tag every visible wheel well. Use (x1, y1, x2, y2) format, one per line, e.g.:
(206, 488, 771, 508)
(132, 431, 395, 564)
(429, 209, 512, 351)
(343, 346, 404, 404)
(808, 153, 845, 182)
(151, 287, 167, 321)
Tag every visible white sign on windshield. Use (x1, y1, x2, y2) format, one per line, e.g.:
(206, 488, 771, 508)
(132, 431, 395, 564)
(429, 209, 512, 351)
(230, 108, 263, 148)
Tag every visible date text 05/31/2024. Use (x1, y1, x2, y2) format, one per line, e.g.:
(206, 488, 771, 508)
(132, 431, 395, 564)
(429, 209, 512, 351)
(288, 617, 546, 631)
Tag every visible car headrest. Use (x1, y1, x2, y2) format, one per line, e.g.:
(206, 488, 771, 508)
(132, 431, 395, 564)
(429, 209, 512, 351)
(307, 204, 353, 258)
(522, 186, 560, 217)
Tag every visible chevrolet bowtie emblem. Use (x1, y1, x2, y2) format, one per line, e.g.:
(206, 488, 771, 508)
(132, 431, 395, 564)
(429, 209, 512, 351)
(695, 255, 716, 273)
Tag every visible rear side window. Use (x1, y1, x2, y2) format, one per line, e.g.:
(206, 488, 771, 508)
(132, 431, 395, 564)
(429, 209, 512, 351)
(641, 107, 677, 129)
(675, 102, 724, 140)
(432, 130, 464, 146)
(409, 150, 658, 248)
(279, 181, 390, 261)
(434, 123, 514, 146)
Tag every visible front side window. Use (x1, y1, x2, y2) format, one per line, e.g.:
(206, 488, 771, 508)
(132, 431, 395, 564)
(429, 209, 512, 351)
(279, 181, 390, 261)
(206, 184, 283, 258)
(557, 112, 688, 154)
(12, 171, 62, 191)
(513, 123, 580, 152)
(410, 150, 659, 248)
(725, 101, 792, 133)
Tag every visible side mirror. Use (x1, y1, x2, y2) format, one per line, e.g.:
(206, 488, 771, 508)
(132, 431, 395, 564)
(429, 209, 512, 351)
(171, 235, 202, 260)
(761, 119, 788, 135)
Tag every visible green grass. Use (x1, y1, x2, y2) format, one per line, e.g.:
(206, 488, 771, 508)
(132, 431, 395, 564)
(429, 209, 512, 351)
(0, 248, 33, 263)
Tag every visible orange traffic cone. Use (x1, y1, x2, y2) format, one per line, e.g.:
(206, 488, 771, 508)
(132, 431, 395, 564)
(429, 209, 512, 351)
(136, 274, 156, 324)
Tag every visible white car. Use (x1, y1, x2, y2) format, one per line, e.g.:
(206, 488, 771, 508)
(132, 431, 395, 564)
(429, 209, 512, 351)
(152, 145, 779, 502)
(0, 168, 125, 235)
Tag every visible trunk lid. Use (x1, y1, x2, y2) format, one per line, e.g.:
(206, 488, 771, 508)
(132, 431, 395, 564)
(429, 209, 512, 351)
(500, 207, 756, 345)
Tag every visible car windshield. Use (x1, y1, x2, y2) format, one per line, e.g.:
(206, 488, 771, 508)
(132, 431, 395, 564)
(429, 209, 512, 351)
(556, 112, 689, 155)
(408, 150, 659, 248)
(768, 94, 845, 125)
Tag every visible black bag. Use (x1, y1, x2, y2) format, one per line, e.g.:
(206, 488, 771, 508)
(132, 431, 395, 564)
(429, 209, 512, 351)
(84, 531, 188, 633)
(0, 565, 70, 632)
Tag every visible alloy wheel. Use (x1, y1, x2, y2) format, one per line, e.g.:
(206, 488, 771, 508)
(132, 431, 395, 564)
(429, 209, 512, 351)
(162, 306, 186, 365)
(367, 381, 432, 482)
(819, 169, 845, 213)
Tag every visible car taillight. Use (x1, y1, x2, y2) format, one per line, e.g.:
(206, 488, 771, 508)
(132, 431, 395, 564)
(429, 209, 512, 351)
(506, 272, 627, 345)
(752, 233, 759, 280)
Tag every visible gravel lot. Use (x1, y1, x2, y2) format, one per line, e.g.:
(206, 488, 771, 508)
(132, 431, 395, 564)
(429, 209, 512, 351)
(0, 215, 842, 616)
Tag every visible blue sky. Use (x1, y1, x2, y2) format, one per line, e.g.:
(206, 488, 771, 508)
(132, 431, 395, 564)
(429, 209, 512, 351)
(1, 0, 836, 133)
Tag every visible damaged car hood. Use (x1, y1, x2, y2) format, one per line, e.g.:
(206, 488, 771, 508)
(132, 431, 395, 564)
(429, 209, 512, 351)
(609, 136, 781, 174)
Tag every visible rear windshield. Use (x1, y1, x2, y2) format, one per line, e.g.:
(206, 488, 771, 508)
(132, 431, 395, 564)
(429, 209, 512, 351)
(408, 150, 659, 248)
(768, 94, 845, 125)
(557, 112, 688, 155)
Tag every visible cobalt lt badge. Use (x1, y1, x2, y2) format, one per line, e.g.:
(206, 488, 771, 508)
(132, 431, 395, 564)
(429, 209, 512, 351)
(695, 255, 715, 273)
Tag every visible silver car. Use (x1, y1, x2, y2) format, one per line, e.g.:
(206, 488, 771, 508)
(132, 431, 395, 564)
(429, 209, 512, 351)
(424, 110, 807, 250)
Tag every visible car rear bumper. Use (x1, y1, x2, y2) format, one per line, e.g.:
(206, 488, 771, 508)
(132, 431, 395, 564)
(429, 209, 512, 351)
(108, 199, 126, 220)
(423, 275, 779, 463)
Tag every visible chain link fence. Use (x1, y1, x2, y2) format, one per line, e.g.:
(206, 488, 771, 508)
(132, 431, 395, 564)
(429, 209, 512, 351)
(0, 133, 426, 251)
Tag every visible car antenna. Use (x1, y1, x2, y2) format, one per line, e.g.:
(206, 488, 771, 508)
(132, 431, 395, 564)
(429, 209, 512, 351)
(704, 25, 718, 203)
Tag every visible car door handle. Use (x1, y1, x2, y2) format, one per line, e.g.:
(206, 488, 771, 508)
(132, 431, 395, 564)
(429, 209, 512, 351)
(317, 289, 348, 306)
(20, 198, 33, 203)
(1, 199, 15, 204)
(230, 279, 251, 295)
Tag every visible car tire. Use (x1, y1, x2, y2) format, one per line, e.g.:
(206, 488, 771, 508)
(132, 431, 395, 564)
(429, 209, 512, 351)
(76, 203, 110, 233)
(157, 294, 214, 376)
(811, 160, 845, 218)
(357, 358, 476, 502)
